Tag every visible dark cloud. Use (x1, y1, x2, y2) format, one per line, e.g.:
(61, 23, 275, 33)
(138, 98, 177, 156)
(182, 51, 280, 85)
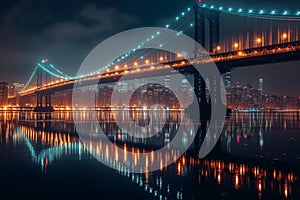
(0, 0, 140, 80)
(47, 5, 138, 40)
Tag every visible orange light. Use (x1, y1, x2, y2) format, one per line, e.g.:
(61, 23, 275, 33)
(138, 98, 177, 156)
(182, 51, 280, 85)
(216, 45, 221, 51)
(233, 42, 239, 49)
(282, 33, 288, 39)
(256, 38, 262, 43)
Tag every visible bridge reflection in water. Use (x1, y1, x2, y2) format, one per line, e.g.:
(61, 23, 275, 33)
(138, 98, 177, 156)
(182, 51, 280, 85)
(0, 111, 299, 199)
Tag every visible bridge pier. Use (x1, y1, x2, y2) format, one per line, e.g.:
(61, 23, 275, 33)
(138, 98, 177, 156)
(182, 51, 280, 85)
(34, 94, 54, 113)
(34, 66, 54, 113)
(193, 72, 211, 121)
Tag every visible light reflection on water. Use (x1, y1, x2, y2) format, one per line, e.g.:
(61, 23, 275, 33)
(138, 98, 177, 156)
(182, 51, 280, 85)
(0, 111, 300, 199)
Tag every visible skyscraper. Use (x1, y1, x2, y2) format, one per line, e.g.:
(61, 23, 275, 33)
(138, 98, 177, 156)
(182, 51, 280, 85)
(225, 71, 231, 89)
(164, 75, 170, 89)
(258, 76, 264, 95)
(0, 82, 8, 107)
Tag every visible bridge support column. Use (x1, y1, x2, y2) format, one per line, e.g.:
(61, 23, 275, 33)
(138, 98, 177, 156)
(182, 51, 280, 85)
(193, 72, 211, 121)
(34, 94, 54, 113)
(194, 1, 220, 54)
(34, 68, 54, 113)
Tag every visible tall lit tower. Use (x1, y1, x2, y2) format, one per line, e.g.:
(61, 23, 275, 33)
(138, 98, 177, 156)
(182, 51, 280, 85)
(258, 76, 264, 95)
(164, 75, 170, 89)
(225, 72, 231, 89)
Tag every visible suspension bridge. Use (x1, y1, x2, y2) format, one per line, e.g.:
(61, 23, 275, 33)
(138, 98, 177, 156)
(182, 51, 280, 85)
(11, 1, 300, 112)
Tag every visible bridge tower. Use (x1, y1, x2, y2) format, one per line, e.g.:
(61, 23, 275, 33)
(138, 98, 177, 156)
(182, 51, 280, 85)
(34, 65, 54, 113)
(192, 1, 221, 121)
(194, 0, 220, 54)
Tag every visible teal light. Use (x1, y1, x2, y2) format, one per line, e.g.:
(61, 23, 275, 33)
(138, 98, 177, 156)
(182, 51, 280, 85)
(210, 5, 214, 9)
(175, 16, 179, 20)
(187, 8, 191, 11)
(165, 24, 170, 28)
(238, 8, 242, 12)
(190, 23, 194, 27)
(181, 12, 185, 16)
(297, 11, 300, 15)
(259, 10, 264, 14)
(249, 9, 253, 13)
(202, 4, 206, 8)
(283, 11, 288, 15)
(271, 10, 276, 14)
(228, 8, 232, 12)
(219, 7, 223, 10)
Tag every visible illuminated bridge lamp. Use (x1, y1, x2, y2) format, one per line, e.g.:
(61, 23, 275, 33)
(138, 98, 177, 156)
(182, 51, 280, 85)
(216, 45, 221, 51)
(41, 59, 48, 63)
(282, 33, 288, 40)
(233, 42, 239, 49)
(256, 38, 262, 46)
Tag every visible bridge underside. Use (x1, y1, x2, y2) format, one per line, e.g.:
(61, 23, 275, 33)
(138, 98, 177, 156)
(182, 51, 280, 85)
(18, 47, 300, 114)
(214, 46, 300, 73)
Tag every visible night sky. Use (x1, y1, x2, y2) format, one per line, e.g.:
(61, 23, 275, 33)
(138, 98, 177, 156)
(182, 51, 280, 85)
(0, 0, 299, 96)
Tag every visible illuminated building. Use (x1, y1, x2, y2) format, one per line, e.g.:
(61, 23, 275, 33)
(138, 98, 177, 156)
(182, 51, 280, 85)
(258, 76, 264, 95)
(164, 75, 170, 88)
(0, 82, 8, 107)
(225, 71, 232, 89)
